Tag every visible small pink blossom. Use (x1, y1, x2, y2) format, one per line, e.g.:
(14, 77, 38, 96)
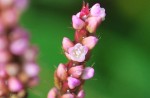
(67, 43, 88, 62)
(68, 77, 81, 89)
(81, 67, 94, 80)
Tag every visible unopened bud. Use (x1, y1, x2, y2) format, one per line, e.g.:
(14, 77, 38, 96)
(82, 36, 98, 50)
(81, 67, 94, 80)
(69, 65, 83, 78)
(57, 63, 67, 81)
(72, 15, 85, 30)
(62, 37, 74, 52)
(68, 77, 81, 89)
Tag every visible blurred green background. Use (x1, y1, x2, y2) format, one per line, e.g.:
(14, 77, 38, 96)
(20, 0, 150, 98)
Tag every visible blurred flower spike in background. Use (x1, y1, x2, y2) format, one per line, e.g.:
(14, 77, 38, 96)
(0, 0, 40, 98)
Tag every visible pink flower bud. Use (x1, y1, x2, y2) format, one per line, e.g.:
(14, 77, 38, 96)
(61, 93, 74, 98)
(77, 90, 85, 98)
(57, 63, 67, 81)
(8, 77, 23, 92)
(69, 65, 83, 78)
(82, 36, 98, 50)
(81, 67, 94, 80)
(23, 63, 39, 77)
(68, 77, 81, 89)
(86, 17, 99, 33)
(68, 43, 88, 62)
(72, 15, 85, 30)
(90, 3, 106, 21)
(47, 87, 58, 98)
(10, 38, 28, 55)
(62, 37, 74, 52)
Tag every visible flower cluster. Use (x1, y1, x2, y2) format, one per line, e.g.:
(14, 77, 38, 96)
(0, 0, 40, 98)
(48, 2, 105, 98)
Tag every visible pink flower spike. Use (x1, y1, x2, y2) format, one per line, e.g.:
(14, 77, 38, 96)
(90, 3, 106, 21)
(61, 94, 74, 98)
(57, 63, 67, 81)
(62, 37, 74, 52)
(72, 15, 85, 30)
(77, 90, 85, 98)
(68, 43, 88, 62)
(47, 87, 58, 98)
(82, 36, 98, 50)
(68, 77, 81, 89)
(23, 63, 40, 77)
(81, 67, 94, 80)
(8, 77, 23, 92)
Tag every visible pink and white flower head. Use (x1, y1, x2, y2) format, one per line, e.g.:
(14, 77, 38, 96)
(66, 43, 88, 62)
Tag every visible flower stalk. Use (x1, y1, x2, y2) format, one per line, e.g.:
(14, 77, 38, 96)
(0, 0, 39, 98)
(48, 2, 106, 98)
